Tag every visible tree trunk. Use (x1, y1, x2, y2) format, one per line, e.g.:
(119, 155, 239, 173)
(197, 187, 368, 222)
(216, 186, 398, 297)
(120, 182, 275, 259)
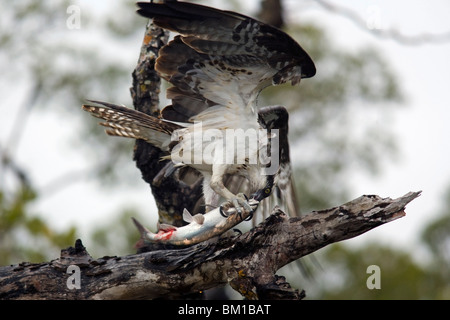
(130, 22, 204, 230)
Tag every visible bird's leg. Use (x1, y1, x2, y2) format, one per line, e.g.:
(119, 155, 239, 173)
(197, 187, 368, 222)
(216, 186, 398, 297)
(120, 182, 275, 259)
(209, 166, 253, 219)
(202, 175, 220, 212)
(219, 196, 253, 221)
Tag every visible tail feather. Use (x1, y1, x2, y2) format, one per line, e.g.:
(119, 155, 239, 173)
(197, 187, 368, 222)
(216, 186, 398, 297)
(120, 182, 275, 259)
(82, 100, 181, 151)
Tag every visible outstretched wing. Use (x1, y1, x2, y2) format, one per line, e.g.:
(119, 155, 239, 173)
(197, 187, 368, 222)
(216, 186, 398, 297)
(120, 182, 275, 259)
(136, 2, 312, 217)
(136, 1, 315, 124)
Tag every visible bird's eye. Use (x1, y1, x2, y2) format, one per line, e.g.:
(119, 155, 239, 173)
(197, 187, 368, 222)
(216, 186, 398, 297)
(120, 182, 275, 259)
(265, 188, 271, 194)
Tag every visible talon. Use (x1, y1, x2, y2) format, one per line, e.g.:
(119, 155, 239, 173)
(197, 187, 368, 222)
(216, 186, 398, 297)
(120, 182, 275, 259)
(220, 193, 254, 221)
(235, 193, 252, 212)
(233, 228, 243, 236)
(219, 205, 229, 218)
(244, 212, 253, 221)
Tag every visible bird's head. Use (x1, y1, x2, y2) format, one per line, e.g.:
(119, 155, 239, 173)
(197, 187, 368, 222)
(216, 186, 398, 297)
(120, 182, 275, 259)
(250, 174, 275, 202)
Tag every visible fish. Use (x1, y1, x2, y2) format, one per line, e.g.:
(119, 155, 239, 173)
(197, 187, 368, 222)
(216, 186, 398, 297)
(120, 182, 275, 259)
(132, 199, 259, 246)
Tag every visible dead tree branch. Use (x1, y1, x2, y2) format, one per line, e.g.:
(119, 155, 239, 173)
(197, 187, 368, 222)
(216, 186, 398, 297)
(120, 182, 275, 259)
(0, 191, 420, 300)
(315, 0, 450, 45)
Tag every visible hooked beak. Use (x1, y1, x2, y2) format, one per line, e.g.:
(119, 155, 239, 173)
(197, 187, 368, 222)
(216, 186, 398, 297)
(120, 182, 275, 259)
(250, 188, 271, 202)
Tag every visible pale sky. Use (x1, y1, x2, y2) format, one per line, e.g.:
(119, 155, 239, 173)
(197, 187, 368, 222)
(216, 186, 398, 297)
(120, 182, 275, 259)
(292, 0, 450, 253)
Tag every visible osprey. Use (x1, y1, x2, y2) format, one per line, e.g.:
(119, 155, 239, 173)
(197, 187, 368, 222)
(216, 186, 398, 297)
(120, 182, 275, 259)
(83, 1, 315, 225)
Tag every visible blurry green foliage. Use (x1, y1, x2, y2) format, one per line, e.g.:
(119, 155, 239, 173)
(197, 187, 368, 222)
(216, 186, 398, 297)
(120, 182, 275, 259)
(1, 0, 140, 264)
(312, 243, 448, 299)
(88, 209, 144, 258)
(0, 187, 76, 265)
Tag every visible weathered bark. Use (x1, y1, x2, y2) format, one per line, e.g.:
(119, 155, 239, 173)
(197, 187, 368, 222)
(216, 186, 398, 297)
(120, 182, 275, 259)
(0, 191, 420, 300)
